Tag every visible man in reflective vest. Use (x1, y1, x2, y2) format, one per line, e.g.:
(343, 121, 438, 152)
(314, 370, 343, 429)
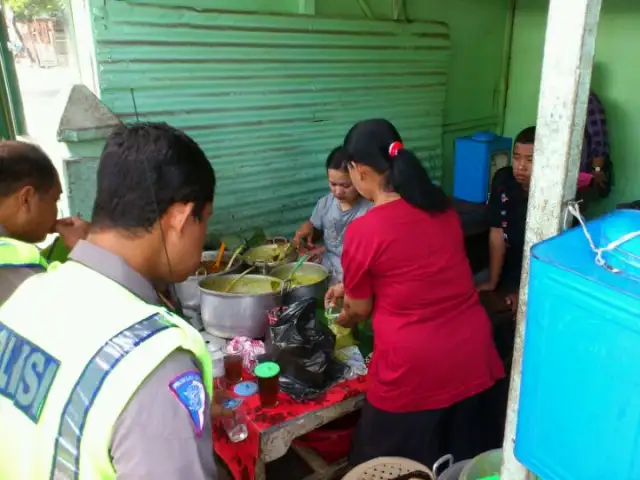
(0, 123, 220, 479)
(0, 141, 89, 303)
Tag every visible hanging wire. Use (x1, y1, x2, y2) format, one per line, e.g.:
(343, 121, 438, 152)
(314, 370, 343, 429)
(130, 88, 184, 316)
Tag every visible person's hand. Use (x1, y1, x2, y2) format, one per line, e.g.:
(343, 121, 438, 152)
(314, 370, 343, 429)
(211, 404, 233, 418)
(306, 247, 325, 264)
(505, 292, 519, 314)
(593, 170, 607, 188)
(293, 230, 313, 249)
(55, 217, 90, 250)
(336, 309, 357, 328)
(325, 283, 345, 308)
(476, 281, 497, 293)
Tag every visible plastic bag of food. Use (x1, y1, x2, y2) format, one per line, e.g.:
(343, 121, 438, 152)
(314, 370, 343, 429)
(324, 307, 357, 350)
(266, 298, 347, 401)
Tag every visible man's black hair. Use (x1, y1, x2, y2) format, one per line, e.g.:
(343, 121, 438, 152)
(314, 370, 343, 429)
(515, 126, 536, 145)
(325, 146, 349, 172)
(91, 122, 215, 232)
(0, 141, 58, 197)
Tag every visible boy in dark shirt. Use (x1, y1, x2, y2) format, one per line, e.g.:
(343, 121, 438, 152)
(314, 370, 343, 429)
(477, 126, 535, 311)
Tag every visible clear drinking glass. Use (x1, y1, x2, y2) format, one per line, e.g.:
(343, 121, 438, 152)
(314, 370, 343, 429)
(222, 408, 248, 443)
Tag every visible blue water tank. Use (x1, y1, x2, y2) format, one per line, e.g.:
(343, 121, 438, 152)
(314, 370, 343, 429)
(515, 209, 640, 480)
(453, 132, 512, 204)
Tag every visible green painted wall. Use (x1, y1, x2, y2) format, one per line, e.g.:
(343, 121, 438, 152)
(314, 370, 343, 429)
(504, 0, 640, 215)
(66, 0, 510, 237)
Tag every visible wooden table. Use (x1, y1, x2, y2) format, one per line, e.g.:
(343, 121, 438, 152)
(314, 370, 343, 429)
(214, 376, 368, 480)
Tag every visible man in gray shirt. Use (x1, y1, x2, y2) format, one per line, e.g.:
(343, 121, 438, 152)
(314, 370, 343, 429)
(293, 146, 371, 283)
(77, 122, 221, 478)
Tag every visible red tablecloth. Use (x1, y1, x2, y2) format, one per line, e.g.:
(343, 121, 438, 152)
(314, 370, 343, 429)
(214, 375, 369, 480)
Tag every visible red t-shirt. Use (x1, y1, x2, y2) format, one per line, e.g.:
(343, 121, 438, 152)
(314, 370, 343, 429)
(342, 199, 504, 412)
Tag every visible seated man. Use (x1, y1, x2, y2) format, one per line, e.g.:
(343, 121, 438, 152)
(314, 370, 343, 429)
(477, 126, 534, 312)
(582, 90, 611, 199)
(0, 141, 89, 303)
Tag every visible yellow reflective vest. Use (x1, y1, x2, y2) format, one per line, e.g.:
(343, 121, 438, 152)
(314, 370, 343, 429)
(0, 236, 48, 270)
(0, 260, 212, 479)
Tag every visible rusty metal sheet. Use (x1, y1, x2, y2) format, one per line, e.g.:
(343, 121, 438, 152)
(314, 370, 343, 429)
(91, 6, 451, 237)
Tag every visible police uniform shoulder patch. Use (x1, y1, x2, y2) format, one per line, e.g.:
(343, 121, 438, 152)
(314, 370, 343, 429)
(169, 370, 206, 436)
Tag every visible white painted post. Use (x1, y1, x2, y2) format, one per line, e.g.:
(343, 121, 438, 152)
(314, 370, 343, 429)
(500, 0, 603, 479)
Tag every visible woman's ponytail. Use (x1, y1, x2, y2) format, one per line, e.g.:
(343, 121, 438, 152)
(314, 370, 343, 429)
(389, 148, 450, 213)
(344, 118, 450, 214)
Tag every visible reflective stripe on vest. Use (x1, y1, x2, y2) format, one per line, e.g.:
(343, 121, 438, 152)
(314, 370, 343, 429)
(0, 236, 47, 269)
(50, 313, 176, 479)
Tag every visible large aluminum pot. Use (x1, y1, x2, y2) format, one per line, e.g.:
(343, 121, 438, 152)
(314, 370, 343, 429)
(199, 274, 283, 339)
(270, 262, 329, 305)
(174, 250, 243, 312)
(241, 243, 297, 272)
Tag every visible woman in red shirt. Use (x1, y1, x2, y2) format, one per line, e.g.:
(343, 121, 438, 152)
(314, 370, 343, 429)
(326, 119, 505, 467)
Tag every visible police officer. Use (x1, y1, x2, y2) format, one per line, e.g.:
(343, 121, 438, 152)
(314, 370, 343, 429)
(0, 123, 220, 479)
(0, 140, 89, 302)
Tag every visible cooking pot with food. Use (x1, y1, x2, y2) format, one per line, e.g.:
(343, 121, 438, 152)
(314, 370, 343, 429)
(199, 274, 284, 339)
(270, 262, 329, 306)
(175, 250, 244, 312)
(241, 243, 297, 272)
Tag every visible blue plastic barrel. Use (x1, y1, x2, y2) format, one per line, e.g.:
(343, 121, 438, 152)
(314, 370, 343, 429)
(453, 132, 512, 204)
(515, 210, 640, 479)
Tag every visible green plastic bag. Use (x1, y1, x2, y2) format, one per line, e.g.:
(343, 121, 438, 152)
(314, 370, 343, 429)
(354, 317, 373, 357)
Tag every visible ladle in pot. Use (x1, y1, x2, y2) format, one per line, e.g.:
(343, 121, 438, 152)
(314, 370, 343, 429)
(214, 242, 226, 269)
(280, 253, 309, 295)
(224, 245, 245, 273)
(223, 266, 257, 293)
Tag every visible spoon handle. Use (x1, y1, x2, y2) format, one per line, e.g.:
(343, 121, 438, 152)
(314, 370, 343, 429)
(224, 266, 256, 293)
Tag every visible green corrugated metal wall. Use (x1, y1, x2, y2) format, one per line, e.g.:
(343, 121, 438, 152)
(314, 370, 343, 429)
(71, 4, 451, 237)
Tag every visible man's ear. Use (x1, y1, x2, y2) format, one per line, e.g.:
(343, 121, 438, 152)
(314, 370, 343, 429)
(161, 202, 195, 236)
(16, 185, 36, 211)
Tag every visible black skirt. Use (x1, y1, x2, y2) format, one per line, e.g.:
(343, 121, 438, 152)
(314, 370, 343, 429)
(349, 384, 507, 469)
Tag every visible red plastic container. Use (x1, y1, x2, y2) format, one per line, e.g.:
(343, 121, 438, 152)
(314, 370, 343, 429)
(293, 412, 360, 463)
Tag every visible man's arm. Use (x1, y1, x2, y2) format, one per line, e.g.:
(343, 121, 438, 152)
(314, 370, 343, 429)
(478, 172, 507, 291)
(586, 93, 610, 183)
(486, 227, 507, 290)
(110, 349, 217, 480)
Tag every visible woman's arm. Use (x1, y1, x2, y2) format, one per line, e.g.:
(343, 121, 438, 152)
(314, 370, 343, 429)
(293, 220, 321, 246)
(338, 295, 372, 328)
(337, 222, 374, 328)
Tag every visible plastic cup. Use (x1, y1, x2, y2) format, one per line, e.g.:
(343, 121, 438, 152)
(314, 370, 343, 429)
(224, 354, 243, 384)
(254, 361, 280, 408)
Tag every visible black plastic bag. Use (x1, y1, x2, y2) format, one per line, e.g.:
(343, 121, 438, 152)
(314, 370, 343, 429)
(266, 297, 347, 401)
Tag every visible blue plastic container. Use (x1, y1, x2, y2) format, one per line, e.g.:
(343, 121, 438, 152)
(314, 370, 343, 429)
(453, 132, 512, 204)
(515, 209, 640, 480)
